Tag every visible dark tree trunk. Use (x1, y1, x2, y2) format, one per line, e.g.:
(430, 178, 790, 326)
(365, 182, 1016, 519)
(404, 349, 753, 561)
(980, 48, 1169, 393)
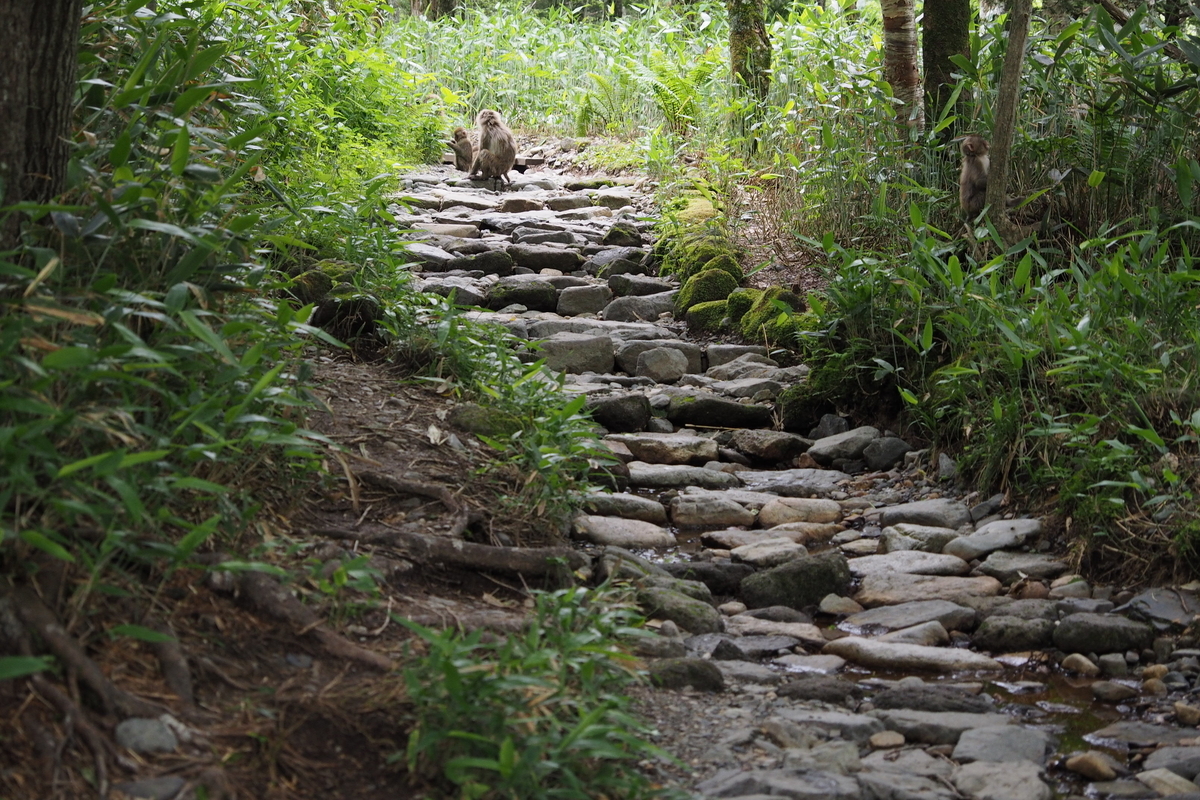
(728, 0, 771, 139)
(922, 0, 970, 128)
(986, 0, 1032, 242)
(0, 0, 83, 251)
(411, 0, 457, 19)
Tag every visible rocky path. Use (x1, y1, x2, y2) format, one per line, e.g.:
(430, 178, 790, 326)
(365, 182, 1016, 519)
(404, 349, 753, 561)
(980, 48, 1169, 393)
(392, 162, 1200, 800)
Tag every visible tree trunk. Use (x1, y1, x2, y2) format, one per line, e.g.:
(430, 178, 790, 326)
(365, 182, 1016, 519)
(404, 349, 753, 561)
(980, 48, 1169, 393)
(411, 0, 457, 19)
(881, 0, 925, 133)
(0, 0, 82, 251)
(922, 0, 970, 128)
(985, 0, 1032, 241)
(728, 0, 772, 140)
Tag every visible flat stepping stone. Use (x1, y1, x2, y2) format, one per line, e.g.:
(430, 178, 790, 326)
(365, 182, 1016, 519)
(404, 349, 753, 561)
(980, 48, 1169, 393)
(842, 599, 977, 633)
(626, 462, 742, 489)
(847, 551, 970, 577)
(605, 432, 717, 465)
(943, 518, 1041, 560)
(723, 615, 826, 647)
(869, 709, 1013, 744)
(570, 515, 675, 548)
(853, 573, 1002, 608)
(823, 637, 1003, 673)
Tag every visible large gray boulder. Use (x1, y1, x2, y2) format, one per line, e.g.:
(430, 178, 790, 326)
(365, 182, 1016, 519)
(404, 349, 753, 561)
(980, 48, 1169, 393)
(976, 551, 1069, 584)
(506, 243, 584, 272)
(943, 518, 1041, 560)
(556, 284, 612, 316)
(729, 429, 811, 463)
(637, 586, 722, 634)
(971, 615, 1055, 652)
(666, 395, 772, 429)
(807, 426, 881, 465)
(878, 499, 971, 529)
(602, 291, 676, 321)
(615, 339, 703, 374)
(740, 551, 852, 610)
(486, 276, 558, 311)
(1053, 612, 1154, 654)
(538, 332, 614, 374)
(586, 393, 650, 433)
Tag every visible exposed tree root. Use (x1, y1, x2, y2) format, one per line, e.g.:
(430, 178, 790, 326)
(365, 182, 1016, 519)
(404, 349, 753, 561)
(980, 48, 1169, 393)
(30, 674, 117, 798)
(11, 585, 163, 719)
(314, 525, 586, 579)
(207, 568, 394, 671)
(357, 470, 471, 538)
(147, 619, 196, 712)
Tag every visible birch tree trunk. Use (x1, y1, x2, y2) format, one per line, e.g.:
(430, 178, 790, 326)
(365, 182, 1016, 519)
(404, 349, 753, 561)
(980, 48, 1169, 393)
(881, 0, 925, 133)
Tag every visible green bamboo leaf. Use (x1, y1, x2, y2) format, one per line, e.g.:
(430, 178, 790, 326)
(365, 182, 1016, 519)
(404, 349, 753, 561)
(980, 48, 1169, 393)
(920, 318, 934, 352)
(171, 126, 190, 176)
(0, 656, 54, 681)
(19, 530, 75, 563)
(43, 347, 95, 369)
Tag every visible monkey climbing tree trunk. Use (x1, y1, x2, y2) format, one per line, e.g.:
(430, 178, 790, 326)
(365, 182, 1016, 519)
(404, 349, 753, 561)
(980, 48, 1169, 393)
(881, 0, 925, 134)
(985, 0, 1031, 242)
(922, 0, 970, 128)
(0, 0, 83, 251)
(728, 0, 772, 141)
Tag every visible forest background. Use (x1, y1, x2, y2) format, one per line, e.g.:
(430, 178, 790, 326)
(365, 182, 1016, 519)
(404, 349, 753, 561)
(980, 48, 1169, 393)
(1, 0, 1199, 796)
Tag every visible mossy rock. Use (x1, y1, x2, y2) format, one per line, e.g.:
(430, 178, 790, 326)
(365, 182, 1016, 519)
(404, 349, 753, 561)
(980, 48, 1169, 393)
(727, 287, 761, 322)
(740, 286, 807, 346)
(674, 197, 718, 225)
(601, 222, 642, 247)
(290, 270, 334, 305)
(658, 228, 736, 279)
(685, 300, 729, 333)
(677, 268, 739, 314)
(688, 253, 743, 283)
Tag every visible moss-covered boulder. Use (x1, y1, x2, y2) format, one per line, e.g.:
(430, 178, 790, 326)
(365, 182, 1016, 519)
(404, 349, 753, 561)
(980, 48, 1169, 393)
(648, 658, 724, 691)
(740, 286, 807, 346)
(675, 197, 718, 225)
(636, 586, 722, 633)
(486, 277, 559, 311)
(688, 253, 743, 283)
(740, 551, 852, 610)
(726, 287, 760, 322)
(290, 270, 334, 305)
(601, 222, 642, 247)
(685, 300, 729, 333)
(677, 268, 739, 313)
(448, 402, 522, 437)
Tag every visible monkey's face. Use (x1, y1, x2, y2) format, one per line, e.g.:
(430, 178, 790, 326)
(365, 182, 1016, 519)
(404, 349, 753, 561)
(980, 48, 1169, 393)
(476, 109, 502, 127)
(453, 127, 468, 141)
(961, 135, 989, 157)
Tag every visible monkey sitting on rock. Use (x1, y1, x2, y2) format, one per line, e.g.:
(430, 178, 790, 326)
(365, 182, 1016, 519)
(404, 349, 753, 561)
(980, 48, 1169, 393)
(449, 127, 475, 172)
(468, 109, 517, 187)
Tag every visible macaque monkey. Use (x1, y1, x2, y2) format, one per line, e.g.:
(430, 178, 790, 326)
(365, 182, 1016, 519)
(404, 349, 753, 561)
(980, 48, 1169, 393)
(468, 109, 517, 187)
(449, 127, 474, 172)
(959, 135, 990, 220)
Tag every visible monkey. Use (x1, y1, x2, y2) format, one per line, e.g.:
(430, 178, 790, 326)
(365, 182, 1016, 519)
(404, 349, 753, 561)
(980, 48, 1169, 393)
(959, 135, 990, 220)
(448, 127, 474, 172)
(468, 109, 517, 187)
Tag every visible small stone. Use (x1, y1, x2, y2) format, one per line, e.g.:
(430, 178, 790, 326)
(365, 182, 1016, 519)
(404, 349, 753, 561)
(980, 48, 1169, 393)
(870, 730, 906, 749)
(1144, 677, 1169, 695)
(820, 594, 864, 615)
(1062, 653, 1101, 676)
(1144, 664, 1170, 679)
(1136, 767, 1200, 796)
(1066, 751, 1119, 781)
(720, 601, 748, 615)
(115, 717, 178, 754)
(1177, 702, 1200, 726)
(1093, 681, 1139, 703)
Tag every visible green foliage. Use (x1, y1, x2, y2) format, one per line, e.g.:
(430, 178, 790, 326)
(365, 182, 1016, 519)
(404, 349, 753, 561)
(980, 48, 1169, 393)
(399, 584, 683, 799)
(739, 286, 806, 345)
(726, 287, 761, 322)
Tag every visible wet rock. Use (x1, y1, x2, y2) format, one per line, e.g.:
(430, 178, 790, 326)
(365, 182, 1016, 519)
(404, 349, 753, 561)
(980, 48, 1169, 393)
(1053, 613, 1154, 655)
(1144, 746, 1200, 779)
(863, 437, 913, 471)
(979, 599, 1057, 620)
(115, 718, 178, 754)
(1066, 751, 1121, 781)
(807, 426, 881, 465)
(637, 586, 722, 634)
(731, 538, 810, 568)
(666, 394, 773, 429)
(1093, 681, 1139, 702)
(757, 497, 842, 527)
(777, 676, 863, 703)
(581, 490, 666, 523)
(1061, 653, 1101, 676)
(972, 615, 1055, 652)
(1099, 652, 1130, 677)
(880, 524, 960, 554)
(608, 432, 718, 465)
(1136, 768, 1200, 796)
(766, 521, 844, 544)
(602, 291, 676, 321)
(870, 709, 1012, 745)
(670, 494, 756, 527)
(774, 653, 847, 675)
(976, 551, 1069, 584)
(712, 634, 800, 660)
(952, 726, 1052, 764)
(823, 637, 1003, 673)
(697, 768, 861, 800)
(943, 518, 1041, 560)
(740, 551, 852, 610)
(878, 498, 971, 530)
(615, 340, 703, 374)
(626, 462, 742, 489)
(602, 221, 642, 246)
(842, 599, 977, 633)
(571, 515, 675, 548)
(847, 551, 970, 578)
(648, 658, 724, 691)
(512, 227, 577, 245)
(1178, 703, 1200, 727)
(853, 573, 1001, 608)
(661, 561, 754, 595)
(738, 605, 813, 623)
(872, 685, 995, 713)
(953, 760, 1051, 800)
(586, 393, 651, 433)
(1088, 779, 1156, 798)
(595, 257, 653, 278)
(728, 429, 811, 463)
(1087, 721, 1200, 747)
(877, 621, 950, 646)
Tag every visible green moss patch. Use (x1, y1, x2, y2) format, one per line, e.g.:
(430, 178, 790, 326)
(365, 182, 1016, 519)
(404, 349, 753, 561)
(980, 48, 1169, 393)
(685, 299, 729, 332)
(740, 286, 807, 346)
(677, 268, 740, 313)
(727, 287, 761, 322)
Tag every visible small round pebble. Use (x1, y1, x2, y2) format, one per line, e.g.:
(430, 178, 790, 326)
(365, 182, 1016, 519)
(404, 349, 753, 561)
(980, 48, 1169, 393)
(870, 731, 905, 749)
(1062, 653, 1101, 676)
